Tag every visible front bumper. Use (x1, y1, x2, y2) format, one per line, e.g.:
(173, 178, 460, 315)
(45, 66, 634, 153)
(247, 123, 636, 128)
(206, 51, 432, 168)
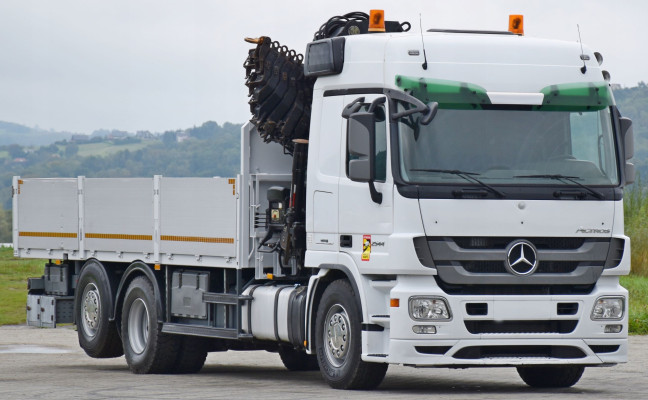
(367, 275, 628, 366)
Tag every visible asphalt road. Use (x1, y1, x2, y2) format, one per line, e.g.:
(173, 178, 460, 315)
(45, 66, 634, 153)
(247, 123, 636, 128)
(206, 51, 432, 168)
(0, 325, 646, 399)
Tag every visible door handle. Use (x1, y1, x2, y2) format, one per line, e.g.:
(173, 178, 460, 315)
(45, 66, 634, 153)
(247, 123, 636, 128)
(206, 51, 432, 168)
(340, 235, 353, 248)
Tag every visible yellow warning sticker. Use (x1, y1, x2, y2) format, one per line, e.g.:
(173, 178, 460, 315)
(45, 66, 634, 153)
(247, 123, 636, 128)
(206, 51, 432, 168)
(362, 235, 371, 261)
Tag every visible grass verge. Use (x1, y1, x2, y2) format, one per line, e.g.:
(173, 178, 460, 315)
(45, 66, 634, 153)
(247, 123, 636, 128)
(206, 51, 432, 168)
(620, 275, 648, 335)
(1, 247, 647, 334)
(0, 247, 45, 326)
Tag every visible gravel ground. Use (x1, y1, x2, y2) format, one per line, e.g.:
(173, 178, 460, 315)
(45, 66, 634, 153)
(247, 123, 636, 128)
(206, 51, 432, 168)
(0, 325, 646, 399)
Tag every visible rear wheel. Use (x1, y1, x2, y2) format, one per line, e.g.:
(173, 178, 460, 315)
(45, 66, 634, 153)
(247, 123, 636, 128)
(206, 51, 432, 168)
(173, 336, 209, 373)
(121, 276, 180, 374)
(517, 365, 585, 388)
(76, 260, 123, 358)
(278, 346, 319, 371)
(315, 279, 387, 390)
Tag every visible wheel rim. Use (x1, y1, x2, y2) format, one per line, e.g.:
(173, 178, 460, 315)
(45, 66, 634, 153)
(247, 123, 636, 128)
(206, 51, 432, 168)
(128, 298, 149, 355)
(323, 304, 351, 368)
(81, 283, 101, 338)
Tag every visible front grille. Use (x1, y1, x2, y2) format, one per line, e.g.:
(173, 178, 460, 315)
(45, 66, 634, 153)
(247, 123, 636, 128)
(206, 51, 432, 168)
(452, 237, 587, 250)
(557, 302, 579, 315)
(416, 236, 611, 294)
(464, 320, 578, 334)
(465, 303, 488, 316)
(589, 345, 620, 354)
(605, 238, 625, 268)
(461, 261, 581, 274)
(452, 345, 586, 360)
(435, 277, 596, 295)
(415, 346, 452, 355)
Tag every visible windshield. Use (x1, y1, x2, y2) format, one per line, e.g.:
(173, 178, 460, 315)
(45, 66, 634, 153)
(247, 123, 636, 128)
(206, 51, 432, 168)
(397, 105, 619, 186)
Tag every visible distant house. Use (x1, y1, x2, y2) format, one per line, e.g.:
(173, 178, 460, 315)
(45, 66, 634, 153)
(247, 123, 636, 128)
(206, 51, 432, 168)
(12, 157, 27, 163)
(136, 130, 154, 139)
(71, 134, 90, 142)
(177, 131, 190, 143)
(107, 131, 129, 140)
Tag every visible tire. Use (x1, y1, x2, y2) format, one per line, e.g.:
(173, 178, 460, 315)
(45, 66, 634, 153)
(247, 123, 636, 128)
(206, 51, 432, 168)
(76, 260, 123, 358)
(173, 336, 209, 374)
(121, 276, 180, 374)
(517, 365, 585, 388)
(278, 346, 319, 371)
(315, 280, 388, 390)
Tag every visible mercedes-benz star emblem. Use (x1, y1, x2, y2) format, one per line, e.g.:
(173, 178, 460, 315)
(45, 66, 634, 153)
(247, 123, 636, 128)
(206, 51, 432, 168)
(506, 240, 538, 276)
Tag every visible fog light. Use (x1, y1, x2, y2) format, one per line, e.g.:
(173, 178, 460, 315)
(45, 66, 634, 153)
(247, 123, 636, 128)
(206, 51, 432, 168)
(409, 296, 452, 321)
(604, 324, 623, 333)
(413, 325, 437, 334)
(591, 297, 624, 320)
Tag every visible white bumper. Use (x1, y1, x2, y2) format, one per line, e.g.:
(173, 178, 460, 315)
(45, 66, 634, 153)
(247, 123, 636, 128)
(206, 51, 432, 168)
(363, 275, 628, 366)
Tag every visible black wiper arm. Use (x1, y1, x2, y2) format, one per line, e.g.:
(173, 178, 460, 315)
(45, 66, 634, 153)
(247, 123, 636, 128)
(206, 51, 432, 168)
(412, 169, 506, 198)
(514, 174, 605, 199)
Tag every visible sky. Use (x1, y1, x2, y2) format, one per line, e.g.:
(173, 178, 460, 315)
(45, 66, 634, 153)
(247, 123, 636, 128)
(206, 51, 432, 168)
(0, 0, 646, 134)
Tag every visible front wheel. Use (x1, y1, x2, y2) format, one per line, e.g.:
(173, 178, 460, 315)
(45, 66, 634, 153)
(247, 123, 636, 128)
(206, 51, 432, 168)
(278, 346, 319, 371)
(517, 365, 585, 388)
(121, 276, 180, 374)
(315, 280, 387, 390)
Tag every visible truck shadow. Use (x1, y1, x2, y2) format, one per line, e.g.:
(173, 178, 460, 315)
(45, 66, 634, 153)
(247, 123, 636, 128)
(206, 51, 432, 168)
(68, 363, 607, 396)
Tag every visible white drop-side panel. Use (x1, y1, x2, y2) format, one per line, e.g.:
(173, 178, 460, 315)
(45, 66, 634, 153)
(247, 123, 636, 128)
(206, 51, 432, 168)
(159, 177, 237, 257)
(17, 178, 79, 251)
(84, 178, 154, 253)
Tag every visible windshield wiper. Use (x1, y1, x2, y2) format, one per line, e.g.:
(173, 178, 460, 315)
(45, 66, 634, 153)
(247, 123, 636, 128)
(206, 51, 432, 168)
(411, 169, 506, 198)
(514, 174, 605, 199)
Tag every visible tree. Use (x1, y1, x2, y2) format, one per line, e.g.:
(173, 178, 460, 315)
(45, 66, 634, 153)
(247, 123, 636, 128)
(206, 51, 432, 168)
(0, 203, 11, 243)
(8, 144, 26, 159)
(162, 131, 177, 147)
(65, 143, 79, 157)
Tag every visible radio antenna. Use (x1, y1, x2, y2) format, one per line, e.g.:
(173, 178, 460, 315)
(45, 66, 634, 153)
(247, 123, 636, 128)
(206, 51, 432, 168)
(577, 24, 587, 74)
(420, 14, 428, 70)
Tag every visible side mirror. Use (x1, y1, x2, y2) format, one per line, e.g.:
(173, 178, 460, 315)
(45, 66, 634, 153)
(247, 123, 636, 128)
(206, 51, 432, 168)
(420, 102, 439, 125)
(619, 117, 634, 160)
(347, 112, 375, 182)
(625, 162, 635, 185)
(341, 96, 365, 119)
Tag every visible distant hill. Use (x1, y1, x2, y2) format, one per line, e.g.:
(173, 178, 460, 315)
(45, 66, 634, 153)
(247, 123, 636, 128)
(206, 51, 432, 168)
(0, 121, 73, 146)
(0, 121, 243, 212)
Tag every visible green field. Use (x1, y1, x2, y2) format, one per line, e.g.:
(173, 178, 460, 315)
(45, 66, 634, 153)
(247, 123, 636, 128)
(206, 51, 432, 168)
(75, 140, 159, 157)
(0, 247, 44, 326)
(0, 140, 159, 161)
(1, 246, 647, 333)
(621, 275, 648, 334)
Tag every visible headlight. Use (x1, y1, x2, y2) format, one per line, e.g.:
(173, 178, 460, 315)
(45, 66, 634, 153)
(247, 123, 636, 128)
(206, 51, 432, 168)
(591, 296, 624, 320)
(409, 296, 452, 321)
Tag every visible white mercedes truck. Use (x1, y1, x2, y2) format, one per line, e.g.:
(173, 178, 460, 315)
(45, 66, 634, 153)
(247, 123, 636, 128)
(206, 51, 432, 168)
(15, 11, 634, 390)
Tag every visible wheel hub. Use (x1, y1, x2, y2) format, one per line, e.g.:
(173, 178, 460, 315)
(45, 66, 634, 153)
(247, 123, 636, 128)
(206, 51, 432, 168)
(81, 284, 100, 337)
(128, 298, 149, 355)
(325, 305, 350, 367)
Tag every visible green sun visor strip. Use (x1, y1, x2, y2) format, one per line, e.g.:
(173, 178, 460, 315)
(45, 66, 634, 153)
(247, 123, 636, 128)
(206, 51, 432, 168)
(537, 81, 612, 111)
(395, 76, 613, 111)
(395, 76, 491, 110)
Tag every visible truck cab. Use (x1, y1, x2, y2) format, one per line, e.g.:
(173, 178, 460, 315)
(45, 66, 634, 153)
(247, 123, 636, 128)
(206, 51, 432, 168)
(302, 24, 632, 384)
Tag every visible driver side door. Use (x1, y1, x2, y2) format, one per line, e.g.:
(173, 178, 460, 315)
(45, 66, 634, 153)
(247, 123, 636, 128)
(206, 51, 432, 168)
(338, 94, 393, 273)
